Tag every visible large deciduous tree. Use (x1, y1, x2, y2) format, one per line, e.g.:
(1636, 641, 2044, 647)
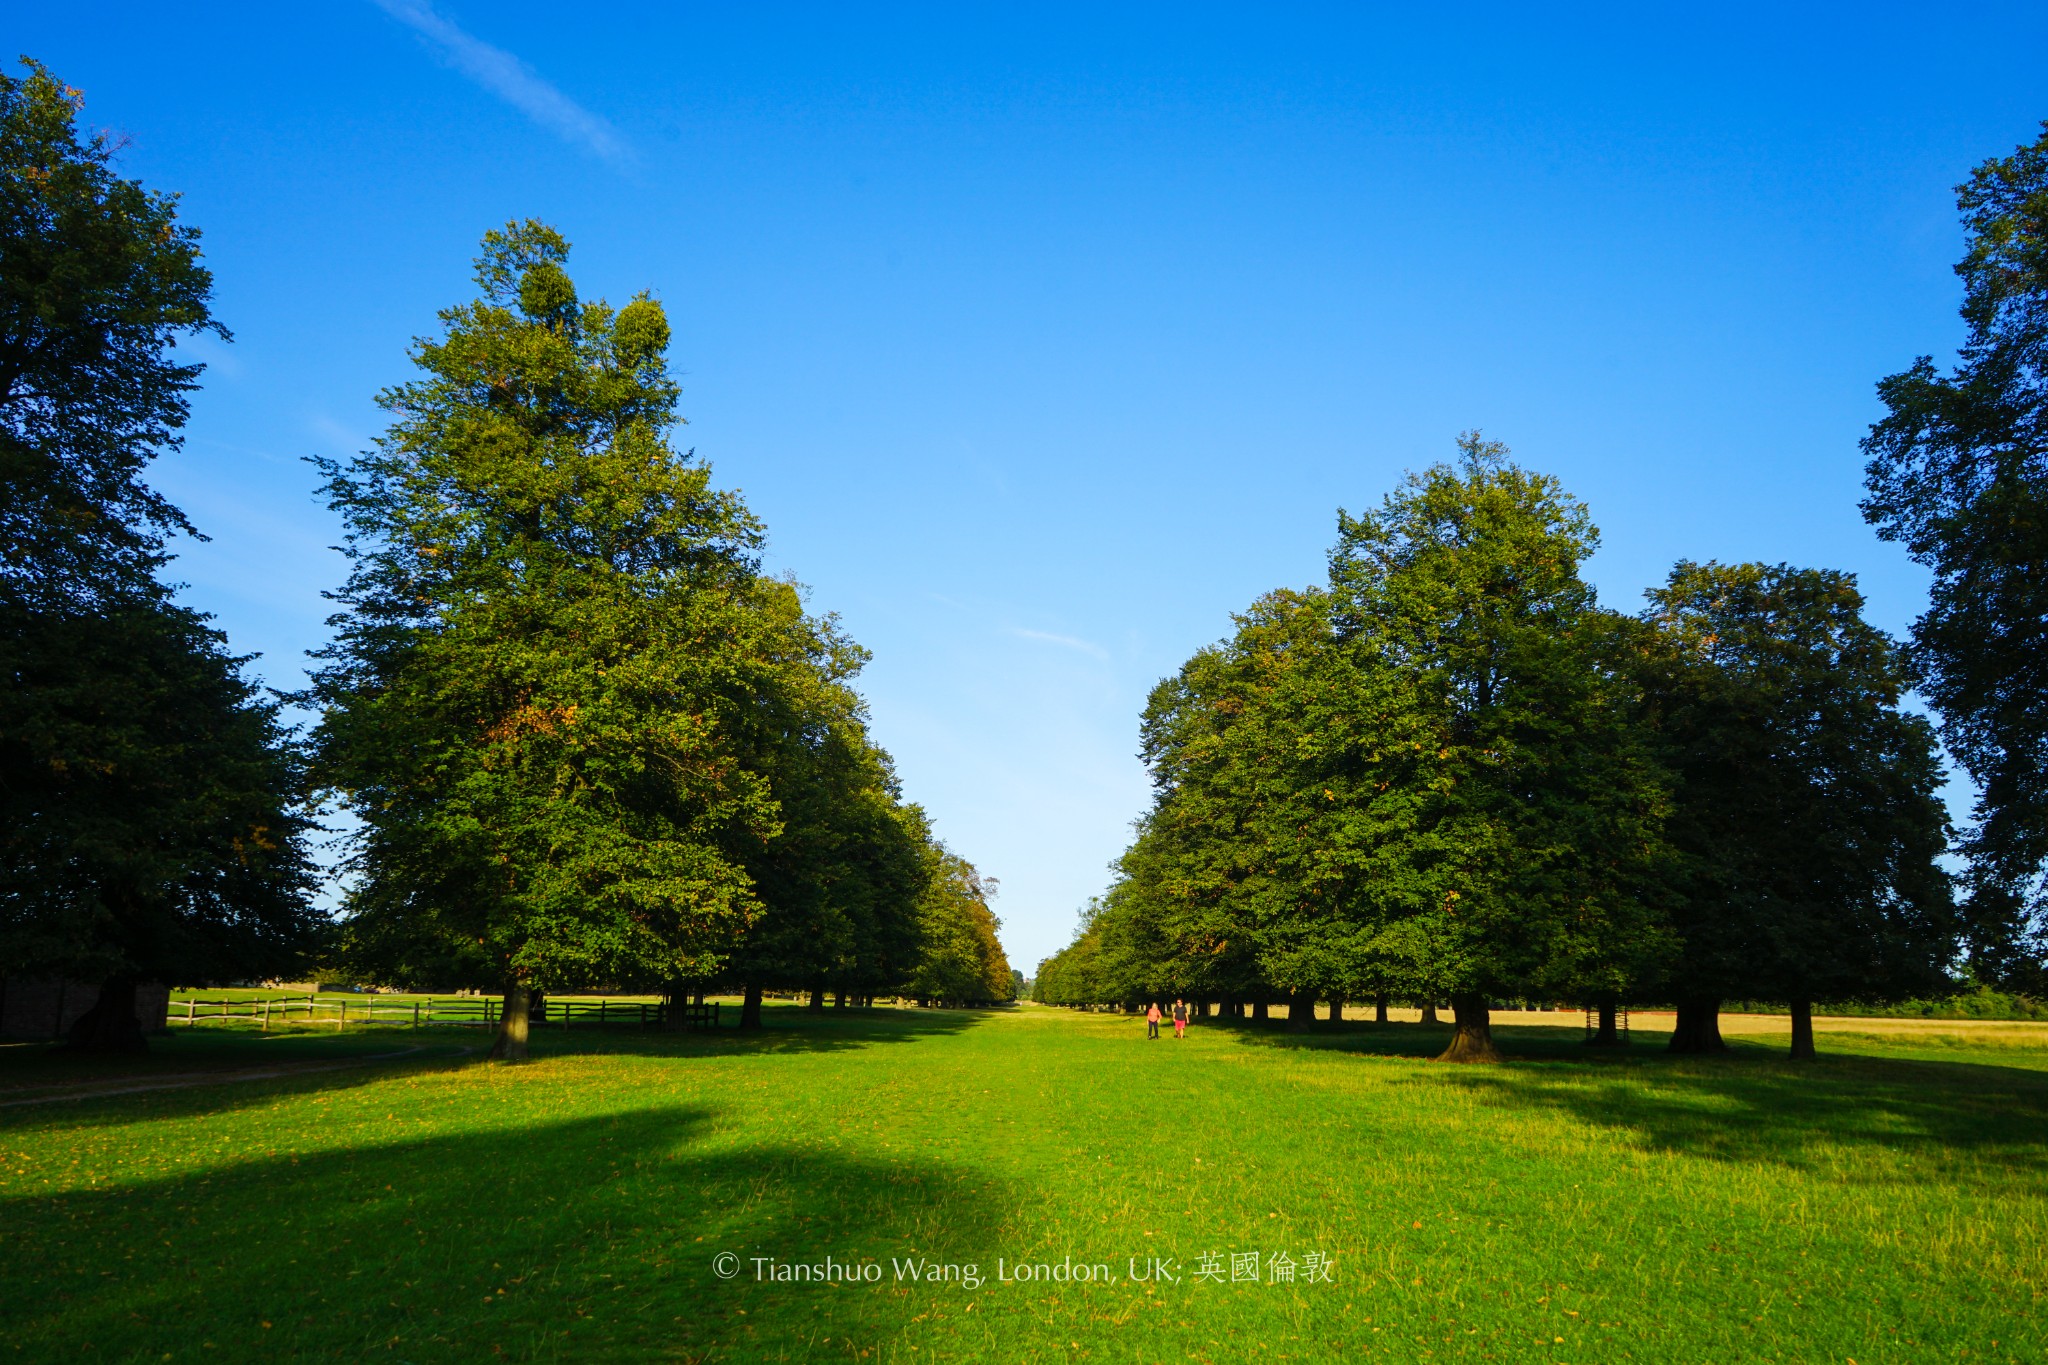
(1639, 562, 1956, 1058)
(1, 605, 318, 1049)
(0, 60, 318, 1049)
(1862, 123, 2048, 985)
(1101, 435, 1673, 1057)
(1319, 435, 1673, 1060)
(0, 60, 217, 607)
(312, 222, 792, 1060)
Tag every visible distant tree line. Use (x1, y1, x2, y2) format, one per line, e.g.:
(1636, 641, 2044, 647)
(1037, 122, 2048, 1060)
(0, 61, 1012, 1056)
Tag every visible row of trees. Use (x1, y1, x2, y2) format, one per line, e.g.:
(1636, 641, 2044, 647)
(0, 61, 1011, 1055)
(1040, 121, 2048, 1060)
(1035, 437, 1953, 1060)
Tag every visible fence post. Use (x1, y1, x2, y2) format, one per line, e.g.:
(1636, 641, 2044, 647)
(262, 998, 270, 1032)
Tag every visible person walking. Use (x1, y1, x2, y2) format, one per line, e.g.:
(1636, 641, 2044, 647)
(1146, 1002, 1162, 1039)
(1172, 999, 1188, 1039)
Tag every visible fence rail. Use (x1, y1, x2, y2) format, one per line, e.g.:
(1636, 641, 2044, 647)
(171, 996, 721, 1031)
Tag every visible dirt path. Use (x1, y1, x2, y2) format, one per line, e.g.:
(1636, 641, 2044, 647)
(0, 1044, 474, 1109)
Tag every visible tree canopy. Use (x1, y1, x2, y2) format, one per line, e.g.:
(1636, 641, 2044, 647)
(1638, 561, 1955, 1055)
(311, 222, 1008, 1055)
(0, 59, 318, 1050)
(1044, 437, 1959, 1062)
(0, 60, 219, 609)
(1862, 122, 2048, 987)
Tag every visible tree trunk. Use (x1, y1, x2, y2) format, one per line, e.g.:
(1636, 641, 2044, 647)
(1419, 1002, 1440, 1026)
(663, 982, 688, 1032)
(1789, 998, 1816, 1061)
(807, 984, 825, 1012)
(64, 973, 147, 1054)
(489, 983, 532, 1061)
(741, 982, 764, 1030)
(1375, 994, 1389, 1024)
(833, 989, 847, 1010)
(1252, 1000, 1268, 1022)
(1287, 992, 1312, 1029)
(1587, 999, 1622, 1047)
(693, 989, 706, 1007)
(1325, 998, 1344, 1026)
(1667, 997, 1728, 1053)
(1436, 993, 1501, 1063)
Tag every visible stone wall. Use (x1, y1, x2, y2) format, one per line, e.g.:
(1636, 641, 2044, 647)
(0, 978, 171, 1040)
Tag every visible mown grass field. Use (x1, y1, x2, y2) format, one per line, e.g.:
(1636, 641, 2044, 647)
(2, 1005, 2042, 1363)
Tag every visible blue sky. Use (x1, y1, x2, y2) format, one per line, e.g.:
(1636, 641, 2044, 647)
(21, 4, 2048, 970)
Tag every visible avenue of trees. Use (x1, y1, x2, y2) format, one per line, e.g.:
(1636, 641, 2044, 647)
(1035, 439, 1957, 1061)
(3, 55, 2043, 1063)
(1040, 122, 2048, 1060)
(0, 60, 1011, 1056)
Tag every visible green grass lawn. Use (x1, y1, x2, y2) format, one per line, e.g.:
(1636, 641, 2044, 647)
(2, 1005, 2041, 1363)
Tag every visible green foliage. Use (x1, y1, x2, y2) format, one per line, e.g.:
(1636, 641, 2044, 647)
(1719, 987, 2048, 1021)
(1314, 436, 1674, 1007)
(1862, 122, 2048, 982)
(1093, 436, 1672, 1019)
(724, 691, 932, 1000)
(0, 601, 318, 985)
(311, 222, 987, 1010)
(0, 59, 221, 608)
(0, 58, 317, 1013)
(1074, 440, 1956, 1046)
(1637, 561, 1956, 1006)
(313, 222, 805, 992)
(905, 848, 1013, 1004)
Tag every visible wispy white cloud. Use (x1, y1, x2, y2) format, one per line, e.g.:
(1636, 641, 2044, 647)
(308, 412, 372, 455)
(1008, 628, 1110, 661)
(371, 0, 630, 165)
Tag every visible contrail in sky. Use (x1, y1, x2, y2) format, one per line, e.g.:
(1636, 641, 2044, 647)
(371, 0, 630, 165)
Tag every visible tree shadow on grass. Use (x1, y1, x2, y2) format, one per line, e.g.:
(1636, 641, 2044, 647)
(1221, 1018, 2048, 1182)
(0, 1028, 467, 1093)
(0, 1003, 990, 1088)
(1447, 1049, 2048, 1184)
(532, 1002, 994, 1060)
(2, 1103, 1010, 1363)
(1218, 1018, 1579, 1061)
(0, 1006, 993, 1134)
(0, 1040, 483, 1134)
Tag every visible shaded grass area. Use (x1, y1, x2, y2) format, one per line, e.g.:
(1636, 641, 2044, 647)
(2, 1005, 2042, 1362)
(0, 1028, 465, 1095)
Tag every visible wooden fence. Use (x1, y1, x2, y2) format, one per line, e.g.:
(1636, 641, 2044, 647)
(172, 996, 721, 1031)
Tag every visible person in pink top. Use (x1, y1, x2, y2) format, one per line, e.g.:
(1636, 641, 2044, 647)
(1146, 1002, 1162, 1039)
